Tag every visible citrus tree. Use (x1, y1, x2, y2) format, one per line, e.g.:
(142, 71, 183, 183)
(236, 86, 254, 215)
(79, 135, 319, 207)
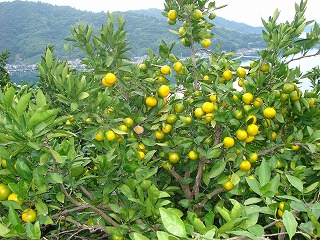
(0, 0, 320, 239)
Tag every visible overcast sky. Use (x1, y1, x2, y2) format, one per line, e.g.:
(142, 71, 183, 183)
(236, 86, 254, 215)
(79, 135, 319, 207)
(1, 0, 319, 27)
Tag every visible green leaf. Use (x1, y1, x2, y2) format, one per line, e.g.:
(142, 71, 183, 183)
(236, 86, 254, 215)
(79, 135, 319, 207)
(49, 149, 62, 163)
(45, 172, 63, 184)
(45, 48, 53, 69)
(258, 159, 271, 186)
(16, 92, 32, 116)
(275, 113, 284, 123)
(215, 206, 231, 222)
(159, 208, 187, 238)
(131, 232, 150, 240)
(206, 148, 222, 159)
(35, 198, 48, 216)
(16, 159, 32, 181)
(0, 223, 10, 237)
(246, 177, 261, 195)
(3, 86, 15, 108)
(285, 174, 303, 193)
(36, 90, 47, 108)
(208, 161, 226, 178)
(248, 225, 264, 237)
(283, 210, 298, 239)
(78, 92, 89, 100)
(9, 206, 20, 226)
(309, 130, 320, 142)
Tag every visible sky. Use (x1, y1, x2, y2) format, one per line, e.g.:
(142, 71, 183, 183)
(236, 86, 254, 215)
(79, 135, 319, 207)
(1, 0, 319, 27)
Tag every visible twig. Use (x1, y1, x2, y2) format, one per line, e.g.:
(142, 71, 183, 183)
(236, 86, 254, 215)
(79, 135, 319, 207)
(286, 49, 320, 64)
(214, 125, 222, 145)
(195, 188, 226, 212)
(168, 168, 193, 200)
(60, 184, 120, 228)
(192, 157, 207, 199)
(79, 185, 94, 201)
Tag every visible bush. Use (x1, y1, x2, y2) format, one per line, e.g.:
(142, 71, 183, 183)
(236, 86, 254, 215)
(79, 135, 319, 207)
(0, 0, 319, 239)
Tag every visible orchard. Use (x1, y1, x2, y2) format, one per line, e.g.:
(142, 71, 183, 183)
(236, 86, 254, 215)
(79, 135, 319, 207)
(0, 0, 320, 239)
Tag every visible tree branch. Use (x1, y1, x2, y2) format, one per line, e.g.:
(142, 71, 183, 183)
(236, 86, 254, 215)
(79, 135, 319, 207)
(168, 168, 193, 200)
(192, 158, 207, 199)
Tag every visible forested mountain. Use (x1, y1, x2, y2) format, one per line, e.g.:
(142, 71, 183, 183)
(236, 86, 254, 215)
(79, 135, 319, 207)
(0, 1, 266, 64)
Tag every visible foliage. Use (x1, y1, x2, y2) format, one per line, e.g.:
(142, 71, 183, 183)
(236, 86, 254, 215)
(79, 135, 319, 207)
(0, 1, 266, 64)
(0, 51, 12, 88)
(0, 0, 320, 239)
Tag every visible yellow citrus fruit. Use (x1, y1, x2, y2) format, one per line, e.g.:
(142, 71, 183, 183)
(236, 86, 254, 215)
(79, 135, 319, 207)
(155, 130, 165, 140)
(236, 129, 248, 141)
(205, 113, 215, 122)
(194, 108, 205, 119)
(106, 130, 116, 141)
(123, 117, 134, 128)
(238, 79, 243, 87)
(209, 94, 217, 102)
(203, 75, 212, 83)
(138, 151, 145, 160)
(0, 183, 12, 201)
(184, 116, 193, 124)
(291, 145, 300, 150)
(246, 115, 257, 124)
(188, 150, 199, 160)
(233, 110, 244, 120)
(138, 63, 147, 71)
(223, 181, 234, 191)
(168, 153, 180, 164)
(276, 160, 283, 169)
(167, 114, 177, 124)
(247, 124, 259, 136)
(263, 107, 276, 119)
(160, 65, 171, 75)
(137, 143, 145, 152)
(282, 83, 295, 94)
(162, 162, 172, 170)
(275, 222, 283, 228)
(202, 102, 214, 113)
(245, 135, 255, 143)
(1, 159, 7, 168)
(239, 160, 251, 171)
(209, 12, 216, 20)
(118, 124, 128, 132)
(21, 208, 37, 223)
(308, 98, 315, 107)
(201, 39, 211, 48)
(278, 202, 285, 210)
(248, 152, 258, 163)
(174, 103, 185, 113)
(173, 61, 183, 72)
(277, 209, 283, 218)
(157, 75, 166, 83)
(242, 93, 254, 104)
(7, 192, 23, 205)
(158, 85, 170, 97)
(236, 67, 246, 78)
(102, 73, 117, 86)
(146, 96, 158, 107)
(243, 104, 252, 113)
(223, 137, 235, 148)
(290, 90, 300, 101)
(260, 63, 269, 72)
(162, 123, 173, 134)
(94, 130, 104, 142)
(253, 97, 263, 107)
(192, 9, 203, 20)
(271, 131, 277, 141)
(178, 27, 186, 36)
(168, 9, 178, 20)
(222, 70, 233, 81)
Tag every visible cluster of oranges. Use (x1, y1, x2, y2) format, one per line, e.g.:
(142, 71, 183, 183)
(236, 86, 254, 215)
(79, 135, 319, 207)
(0, 182, 36, 223)
(168, 8, 213, 49)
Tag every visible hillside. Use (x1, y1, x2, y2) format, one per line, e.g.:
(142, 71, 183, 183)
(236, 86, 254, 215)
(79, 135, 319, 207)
(0, 1, 266, 64)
